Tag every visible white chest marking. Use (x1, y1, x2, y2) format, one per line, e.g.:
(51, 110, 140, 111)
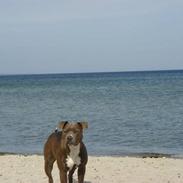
(66, 144, 81, 170)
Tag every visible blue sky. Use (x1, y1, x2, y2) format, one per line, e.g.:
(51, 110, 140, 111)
(0, 0, 183, 74)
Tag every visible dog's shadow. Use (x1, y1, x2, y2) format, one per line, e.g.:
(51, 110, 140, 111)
(73, 180, 91, 183)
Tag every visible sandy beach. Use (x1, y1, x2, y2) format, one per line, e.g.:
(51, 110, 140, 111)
(0, 155, 182, 183)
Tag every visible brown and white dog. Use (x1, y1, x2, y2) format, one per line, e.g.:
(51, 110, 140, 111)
(44, 121, 88, 183)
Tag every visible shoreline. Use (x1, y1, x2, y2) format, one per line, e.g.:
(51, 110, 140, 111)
(0, 151, 182, 159)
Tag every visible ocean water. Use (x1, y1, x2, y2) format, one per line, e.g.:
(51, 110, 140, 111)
(0, 70, 183, 156)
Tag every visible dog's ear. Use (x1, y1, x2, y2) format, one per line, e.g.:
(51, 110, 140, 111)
(78, 122, 88, 129)
(58, 121, 69, 129)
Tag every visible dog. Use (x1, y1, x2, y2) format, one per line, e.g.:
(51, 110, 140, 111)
(44, 121, 88, 183)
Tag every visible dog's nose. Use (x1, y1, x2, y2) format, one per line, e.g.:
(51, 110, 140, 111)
(67, 135, 73, 141)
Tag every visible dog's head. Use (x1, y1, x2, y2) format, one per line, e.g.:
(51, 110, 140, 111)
(58, 121, 88, 146)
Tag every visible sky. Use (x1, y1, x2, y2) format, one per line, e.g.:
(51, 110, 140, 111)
(0, 0, 183, 74)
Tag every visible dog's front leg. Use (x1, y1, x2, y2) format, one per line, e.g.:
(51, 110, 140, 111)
(59, 169, 67, 183)
(68, 165, 76, 183)
(57, 157, 67, 183)
(78, 165, 86, 183)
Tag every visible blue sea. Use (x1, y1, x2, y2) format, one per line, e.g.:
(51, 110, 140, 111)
(0, 70, 183, 157)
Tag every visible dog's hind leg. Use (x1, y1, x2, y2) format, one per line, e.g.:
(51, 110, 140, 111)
(44, 157, 55, 183)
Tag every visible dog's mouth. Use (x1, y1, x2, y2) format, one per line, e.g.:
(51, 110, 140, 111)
(67, 141, 74, 145)
(67, 139, 80, 146)
(67, 141, 79, 146)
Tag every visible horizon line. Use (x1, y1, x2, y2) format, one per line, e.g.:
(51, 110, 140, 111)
(0, 68, 183, 76)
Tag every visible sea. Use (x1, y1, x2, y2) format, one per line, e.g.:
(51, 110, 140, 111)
(0, 70, 183, 157)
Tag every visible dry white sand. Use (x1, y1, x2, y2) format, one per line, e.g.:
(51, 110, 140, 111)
(0, 155, 183, 183)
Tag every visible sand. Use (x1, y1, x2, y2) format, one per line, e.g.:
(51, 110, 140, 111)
(0, 155, 183, 183)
